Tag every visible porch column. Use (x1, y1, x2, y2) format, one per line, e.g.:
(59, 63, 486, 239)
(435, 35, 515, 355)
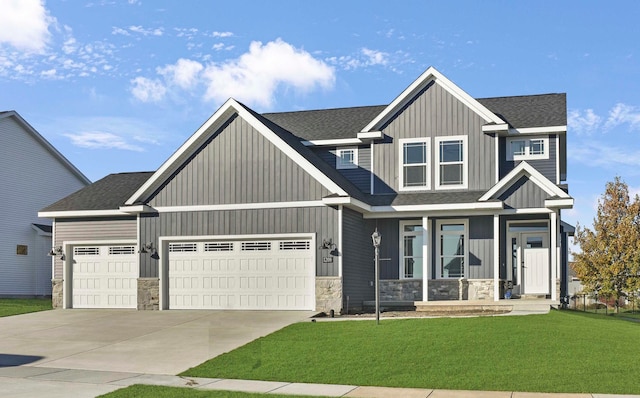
(422, 216, 429, 302)
(493, 214, 500, 301)
(550, 210, 558, 301)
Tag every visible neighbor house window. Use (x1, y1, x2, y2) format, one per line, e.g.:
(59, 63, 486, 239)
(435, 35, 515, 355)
(336, 147, 358, 169)
(436, 220, 468, 279)
(435, 136, 467, 189)
(400, 221, 424, 279)
(399, 138, 430, 190)
(507, 136, 549, 160)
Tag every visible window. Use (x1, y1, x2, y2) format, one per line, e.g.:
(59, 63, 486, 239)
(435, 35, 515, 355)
(400, 221, 424, 279)
(241, 241, 271, 251)
(435, 136, 467, 189)
(279, 241, 311, 250)
(399, 138, 430, 190)
(169, 243, 197, 252)
(74, 247, 100, 256)
(204, 242, 234, 252)
(506, 136, 549, 160)
(336, 147, 358, 169)
(109, 246, 135, 255)
(436, 220, 468, 279)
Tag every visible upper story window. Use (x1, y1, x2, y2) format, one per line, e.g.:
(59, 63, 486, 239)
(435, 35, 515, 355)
(336, 147, 358, 169)
(435, 136, 468, 189)
(399, 138, 430, 191)
(507, 136, 549, 161)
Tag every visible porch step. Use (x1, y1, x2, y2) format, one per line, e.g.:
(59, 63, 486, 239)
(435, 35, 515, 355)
(362, 300, 555, 316)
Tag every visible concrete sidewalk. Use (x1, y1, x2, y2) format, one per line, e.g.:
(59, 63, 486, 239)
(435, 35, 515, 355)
(0, 366, 637, 398)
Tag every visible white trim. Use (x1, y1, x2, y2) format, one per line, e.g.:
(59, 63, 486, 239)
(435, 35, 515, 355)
(126, 98, 347, 205)
(51, 219, 56, 281)
(507, 126, 567, 135)
(495, 134, 500, 184)
(482, 123, 509, 132)
(493, 215, 500, 301)
(422, 216, 429, 302)
(158, 233, 316, 311)
(435, 219, 469, 279)
(155, 200, 326, 213)
(434, 135, 468, 190)
(338, 205, 343, 278)
(370, 141, 375, 194)
(399, 137, 431, 191)
(373, 202, 503, 213)
(544, 198, 574, 208)
(362, 67, 504, 132)
(499, 208, 554, 215)
(357, 131, 383, 139)
(555, 135, 560, 184)
(119, 205, 155, 214)
(39, 209, 131, 218)
(506, 136, 549, 161)
(364, 209, 502, 219)
(302, 138, 363, 147)
(479, 161, 571, 202)
(399, 220, 424, 280)
(551, 211, 558, 301)
(336, 146, 358, 169)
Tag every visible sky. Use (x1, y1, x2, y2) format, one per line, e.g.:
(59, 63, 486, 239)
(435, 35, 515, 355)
(1, 0, 640, 244)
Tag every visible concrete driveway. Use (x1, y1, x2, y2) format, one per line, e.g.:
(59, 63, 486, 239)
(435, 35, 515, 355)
(0, 309, 313, 375)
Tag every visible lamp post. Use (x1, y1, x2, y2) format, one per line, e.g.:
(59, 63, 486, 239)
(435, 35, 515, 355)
(371, 228, 381, 325)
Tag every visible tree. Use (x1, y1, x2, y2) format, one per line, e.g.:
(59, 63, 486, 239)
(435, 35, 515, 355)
(573, 177, 640, 309)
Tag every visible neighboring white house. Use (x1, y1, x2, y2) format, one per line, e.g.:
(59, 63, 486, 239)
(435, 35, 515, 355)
(0, 111, 90, 296)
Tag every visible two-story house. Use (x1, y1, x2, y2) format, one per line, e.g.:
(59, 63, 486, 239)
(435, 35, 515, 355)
(39, 67, 573, 311)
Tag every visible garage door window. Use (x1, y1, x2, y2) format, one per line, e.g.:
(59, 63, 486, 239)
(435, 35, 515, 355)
(204, 242, 233, 252)
(169, 243, 197, 252)
(241, 242, 271, 251)
(280, 241, 311, 250)
(109, 246, 135, 255)
(74, 247, 100, 256)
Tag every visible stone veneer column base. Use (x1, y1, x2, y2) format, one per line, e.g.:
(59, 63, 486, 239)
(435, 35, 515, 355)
(380, 279, 423, 301)
(137, 278, 160, 310)
(51, 279, 63, 309)
(467, 279, 496, 300)
(315, 277, 342, 314)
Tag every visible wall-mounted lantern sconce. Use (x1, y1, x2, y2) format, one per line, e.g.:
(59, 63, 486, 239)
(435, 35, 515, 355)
(48, 246, 65, 261)
(320, 238, 334, 250)
(139, 242, 159, 259)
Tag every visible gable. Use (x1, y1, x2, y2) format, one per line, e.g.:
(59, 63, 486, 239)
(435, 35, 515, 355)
(148, 115, 331, 207)
(498, 176, 550, 209)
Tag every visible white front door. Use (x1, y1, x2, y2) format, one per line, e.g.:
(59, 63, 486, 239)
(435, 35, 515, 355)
(521, 233, 549, 295)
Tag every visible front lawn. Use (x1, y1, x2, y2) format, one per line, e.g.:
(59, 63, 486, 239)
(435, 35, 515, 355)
(182, 310, 640, 394)
(99, 385, 326, 398)
(0, 298, 52, 317)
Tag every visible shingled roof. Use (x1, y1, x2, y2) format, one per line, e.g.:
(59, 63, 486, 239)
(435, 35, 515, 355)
(41, 172, 153, 212)
(477, 93, 566, 128)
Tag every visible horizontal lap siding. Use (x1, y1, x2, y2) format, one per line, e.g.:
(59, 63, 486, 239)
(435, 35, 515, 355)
(140, 207, 339, 278)
(341, 208, 376, 309)
(375, 82, 494, 192)
(53, 218, 137, 279)
(150, 116, 329, 207)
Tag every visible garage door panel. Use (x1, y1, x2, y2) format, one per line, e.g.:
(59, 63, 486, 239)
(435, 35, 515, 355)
(169, 238, 314, 310)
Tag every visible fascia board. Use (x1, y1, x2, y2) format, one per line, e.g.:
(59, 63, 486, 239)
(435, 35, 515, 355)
(361, 67, 504, 133)
(482, 123, 509, 132)
(322, 196, 371, 212)
(127, 99, 348, 205)
(38, 209, 129, 218)
(119, 204, 156, 214)
(479, 161, 570, 201)
(370, 201, 503, 213)
(356, 131, 383, 139)
(302, 138, 363, 147)
(503, 126, 568, 136)
(545, 198, 574, 208)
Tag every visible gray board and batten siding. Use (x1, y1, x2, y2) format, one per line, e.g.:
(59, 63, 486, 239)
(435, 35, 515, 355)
(498, 176, 551, 209)
(499, 135, 558, 183)
(374, 81, 496, 193)
(149, 116, 330, 207)
(341, 207, 377, 309)
(312, 145, 371, 194)
(139, 206, 340, 279)
(53, 217, 137, 279)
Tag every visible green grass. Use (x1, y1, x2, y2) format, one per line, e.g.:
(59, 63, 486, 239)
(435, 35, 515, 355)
(98, 385, 327, 398)
(0, 298, 52, 317)
(181, 310, 640, 394)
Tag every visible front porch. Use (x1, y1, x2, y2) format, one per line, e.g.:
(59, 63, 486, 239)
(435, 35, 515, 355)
(363, 298, 558, 316)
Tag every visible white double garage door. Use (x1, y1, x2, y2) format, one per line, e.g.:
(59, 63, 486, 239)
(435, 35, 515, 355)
(71, 237, 315, 310)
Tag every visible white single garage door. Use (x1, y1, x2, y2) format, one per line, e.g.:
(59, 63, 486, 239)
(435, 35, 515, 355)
(168, 238, 315, 310)
(72, 245, 138, 308)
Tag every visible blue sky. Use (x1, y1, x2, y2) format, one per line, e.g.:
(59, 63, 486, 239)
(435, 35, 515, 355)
(1, 0, 640, 238)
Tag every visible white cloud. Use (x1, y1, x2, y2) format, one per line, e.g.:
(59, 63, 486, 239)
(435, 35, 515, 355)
(569, 140, 640, 173)
(129, 25, 164, 36)
(63, 131, 144, 152)
(157, 58, 203, 89)
(130, 76, 167, 102)
(201, 38, 334, 108)
(327, 47, 391, 71)
(603, 103, 640, 131)
(568, 109, 601, 135)
(0, 0, 54, 53)
(361, 48, 388, 66)
(112, 27, 130, 36)
(212, 31, 233, 38)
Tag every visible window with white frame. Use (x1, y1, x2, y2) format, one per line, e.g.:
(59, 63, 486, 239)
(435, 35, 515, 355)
(400, 221, 424, 279)
(436, 220, 468, 279)
(336, 147, 358, 169)
(506, 136, 549, 160)
(435, 136, 467, 189)
(399, 138, 430, 190)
